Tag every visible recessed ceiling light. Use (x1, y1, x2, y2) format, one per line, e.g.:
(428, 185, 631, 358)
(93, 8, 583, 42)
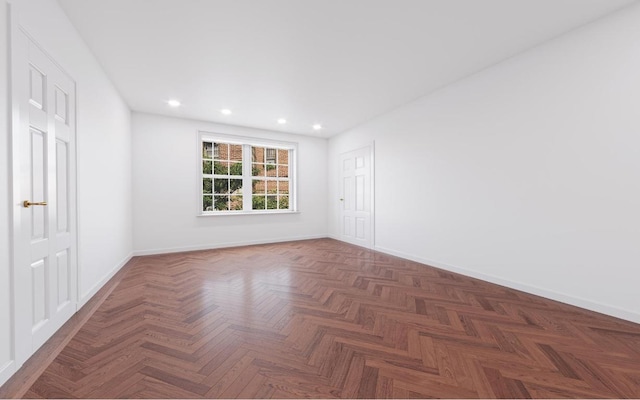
(312, 124, 322, 130)
(167, 99, 181, 107)
(277, 118, 287, 124)
(221, 109, 232, 115)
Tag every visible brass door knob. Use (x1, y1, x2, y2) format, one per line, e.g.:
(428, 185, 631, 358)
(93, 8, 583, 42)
(23, 200, 48, 208)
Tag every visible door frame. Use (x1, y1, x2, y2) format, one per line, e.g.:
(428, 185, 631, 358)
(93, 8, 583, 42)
(8, 5, 80, 369)
(338, 142, 375, 249)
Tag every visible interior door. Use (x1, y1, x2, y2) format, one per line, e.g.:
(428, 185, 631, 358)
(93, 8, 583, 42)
(12, 28, 78, 365)
(339, 146, 373, 248)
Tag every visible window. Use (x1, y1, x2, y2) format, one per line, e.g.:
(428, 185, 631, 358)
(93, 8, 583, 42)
(200, 132, 296, 214)
(251, 147, 290, 211)
(202, 142, 243, 211)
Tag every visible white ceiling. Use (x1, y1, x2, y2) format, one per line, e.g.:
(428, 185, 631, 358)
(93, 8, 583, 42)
(58, 0, 636, 137)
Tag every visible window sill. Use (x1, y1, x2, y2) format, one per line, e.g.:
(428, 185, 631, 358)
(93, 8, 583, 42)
(198, 210, 300, 217)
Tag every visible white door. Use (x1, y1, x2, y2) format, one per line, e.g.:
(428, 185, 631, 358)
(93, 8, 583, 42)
(11, 29, 77, 365)
(339, 146, 373, 248)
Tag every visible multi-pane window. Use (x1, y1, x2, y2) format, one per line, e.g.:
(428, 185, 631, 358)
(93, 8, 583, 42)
(201, 135, 295, 214)
(202, 142, 243, 211)
(251, 147, 290, 210)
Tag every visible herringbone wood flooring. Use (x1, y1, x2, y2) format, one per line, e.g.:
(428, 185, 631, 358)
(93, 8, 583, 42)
(15, 239, 640, 398)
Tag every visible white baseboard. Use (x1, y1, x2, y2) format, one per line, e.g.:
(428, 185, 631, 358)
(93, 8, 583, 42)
(78, 252, 133, 307)
(373, 245, 640, 324)
(0, 360, 16, 388)
(326, 234, 374, 249)
(133, 234, 329, 256)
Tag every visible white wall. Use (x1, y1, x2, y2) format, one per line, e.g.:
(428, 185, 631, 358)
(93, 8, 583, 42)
(0, 1, 13, 384)
(132, 112, 327, 254)
(329, 4, 640, 323)
(1, 0, 132, 385)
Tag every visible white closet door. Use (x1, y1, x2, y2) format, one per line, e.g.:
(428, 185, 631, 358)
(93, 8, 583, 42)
(12, 29, 78, 365)
(339, 146, 373, 248)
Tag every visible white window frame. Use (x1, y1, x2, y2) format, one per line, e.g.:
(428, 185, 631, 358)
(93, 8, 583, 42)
(198, 131, 298, 216)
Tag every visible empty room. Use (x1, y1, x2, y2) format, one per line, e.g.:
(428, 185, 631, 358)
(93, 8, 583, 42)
(1, 0, 639, 398)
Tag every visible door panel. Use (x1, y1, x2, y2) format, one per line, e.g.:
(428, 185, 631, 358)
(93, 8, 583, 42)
(31, 259, 47, 327)
(343, 216, 351, 236)
(339, 146, 373, 248)
(54, 86, 68, 122)
(356, 217, 365, 239)
(29, 66, 45, 109)
(30, 129, 47, 240)
(56, 140, 68, 232)
(356, 175, 365, 211)
(56, 250, 70, 307)
(342, 176, 352, 211)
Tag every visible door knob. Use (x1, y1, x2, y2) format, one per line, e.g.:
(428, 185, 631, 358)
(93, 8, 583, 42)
(339, 198, 344, 201)
(23, 200, 47, 208)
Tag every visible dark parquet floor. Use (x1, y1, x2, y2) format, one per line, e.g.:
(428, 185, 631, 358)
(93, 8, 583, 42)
(16, 239, 640, 398)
